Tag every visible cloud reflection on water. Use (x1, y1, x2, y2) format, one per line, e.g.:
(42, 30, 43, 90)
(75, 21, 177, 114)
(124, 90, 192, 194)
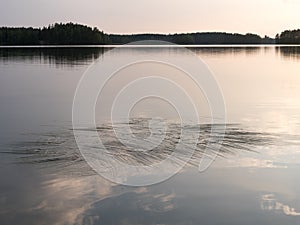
(261, 194, 300, 216)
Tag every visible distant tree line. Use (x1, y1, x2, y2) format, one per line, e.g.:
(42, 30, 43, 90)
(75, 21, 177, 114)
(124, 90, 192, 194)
(109, 33, 274, 45)
(276, 29, 300, 44)
(1, 22, 299, 45)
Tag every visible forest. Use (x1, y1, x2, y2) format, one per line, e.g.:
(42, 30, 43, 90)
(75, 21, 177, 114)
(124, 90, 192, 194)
(0, 22, 299, 45)
(276, 29, 300, 44)
(0, 23, 108, 45)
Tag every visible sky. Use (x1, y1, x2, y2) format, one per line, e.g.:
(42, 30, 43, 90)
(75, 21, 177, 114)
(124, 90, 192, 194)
(0, 0, 300, 37)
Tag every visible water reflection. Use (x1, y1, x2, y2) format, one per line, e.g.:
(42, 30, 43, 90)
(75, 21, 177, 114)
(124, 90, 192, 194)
(276, 46, 300, 60)
(261, 194, 300, 216)
(0, 46, 299, 69)
(1, 45, 300, 225)
(1, 46, 299, 66)
(190, 46, 261, 56)
(0, 47, 108, 67)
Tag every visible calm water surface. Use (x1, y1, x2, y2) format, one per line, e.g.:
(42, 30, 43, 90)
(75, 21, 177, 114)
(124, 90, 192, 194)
(1, 46, 300, 225)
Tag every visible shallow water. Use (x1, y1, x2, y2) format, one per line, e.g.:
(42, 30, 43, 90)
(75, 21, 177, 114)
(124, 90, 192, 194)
(1, 46, 300, 225)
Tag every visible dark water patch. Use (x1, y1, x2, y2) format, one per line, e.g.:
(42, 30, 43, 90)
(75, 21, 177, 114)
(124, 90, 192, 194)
(276, 46, 300, 60)
(0, 47, 109, 67)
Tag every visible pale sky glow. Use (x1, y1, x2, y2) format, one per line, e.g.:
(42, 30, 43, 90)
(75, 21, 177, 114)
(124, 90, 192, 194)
(0, 0, 300, 37)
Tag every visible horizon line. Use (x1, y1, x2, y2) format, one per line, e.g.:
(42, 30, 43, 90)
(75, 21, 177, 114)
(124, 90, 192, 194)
(1, 22, 298, 39)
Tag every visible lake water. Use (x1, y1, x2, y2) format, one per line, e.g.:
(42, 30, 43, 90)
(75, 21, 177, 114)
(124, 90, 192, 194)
(1, 46, 300, 224)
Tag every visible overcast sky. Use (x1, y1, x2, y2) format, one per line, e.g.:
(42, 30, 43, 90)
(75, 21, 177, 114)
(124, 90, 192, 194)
(0, 0, 299, 37)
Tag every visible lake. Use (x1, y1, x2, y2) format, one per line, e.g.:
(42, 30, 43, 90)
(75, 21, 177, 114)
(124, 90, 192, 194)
(1, 45, 300, 225)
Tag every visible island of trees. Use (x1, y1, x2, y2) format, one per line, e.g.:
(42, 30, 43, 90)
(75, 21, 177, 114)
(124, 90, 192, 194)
(0, 22, 299, 45)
